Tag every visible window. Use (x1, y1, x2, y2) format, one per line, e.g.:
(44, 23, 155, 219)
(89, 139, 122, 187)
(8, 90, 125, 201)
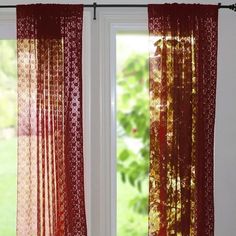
(96, 9, 148, 236)
(0, 8, 149, 236)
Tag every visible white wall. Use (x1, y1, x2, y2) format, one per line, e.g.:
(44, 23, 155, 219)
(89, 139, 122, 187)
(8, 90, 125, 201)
(215, 7, 236, 236)
(1, 0, 236, 235)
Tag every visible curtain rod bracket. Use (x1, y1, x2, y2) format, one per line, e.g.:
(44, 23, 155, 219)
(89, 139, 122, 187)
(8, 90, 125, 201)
(93, 2, 97, 20)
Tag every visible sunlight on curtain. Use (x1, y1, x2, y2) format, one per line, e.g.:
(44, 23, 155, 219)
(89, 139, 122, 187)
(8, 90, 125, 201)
(148, 4, 218, 235)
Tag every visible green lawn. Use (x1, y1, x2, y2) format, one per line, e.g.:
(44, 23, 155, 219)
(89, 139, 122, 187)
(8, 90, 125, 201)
(0, 137, 17, 236)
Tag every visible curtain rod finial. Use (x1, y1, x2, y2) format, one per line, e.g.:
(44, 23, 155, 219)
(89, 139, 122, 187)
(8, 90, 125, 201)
(231, 3, 236, 11)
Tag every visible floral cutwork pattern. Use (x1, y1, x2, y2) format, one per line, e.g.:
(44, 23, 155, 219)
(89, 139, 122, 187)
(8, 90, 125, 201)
(17, 4, 87, 236)
(148, 4, 218, 236)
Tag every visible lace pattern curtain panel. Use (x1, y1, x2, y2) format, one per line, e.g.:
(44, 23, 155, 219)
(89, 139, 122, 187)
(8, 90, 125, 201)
(148, 4, 218, 236)
(17, 4, 87, 236)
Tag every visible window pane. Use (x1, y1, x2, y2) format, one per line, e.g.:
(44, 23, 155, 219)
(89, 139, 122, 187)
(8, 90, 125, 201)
(0, 40, 17, 235)
(116, 33, 149, 236)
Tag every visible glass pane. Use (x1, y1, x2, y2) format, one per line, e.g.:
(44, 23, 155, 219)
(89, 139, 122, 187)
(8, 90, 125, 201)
(116, 33, 149, 236)
(0, 40, 17, 235)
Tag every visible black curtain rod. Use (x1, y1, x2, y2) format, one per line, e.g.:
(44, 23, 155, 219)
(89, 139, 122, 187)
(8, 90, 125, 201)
(0, 2, 235, 20)
(0, 2, 236, 9)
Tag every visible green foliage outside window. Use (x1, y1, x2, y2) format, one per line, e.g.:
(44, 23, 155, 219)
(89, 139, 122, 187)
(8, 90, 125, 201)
(116, 34, 149, 236)
(0, 40, 17, 130)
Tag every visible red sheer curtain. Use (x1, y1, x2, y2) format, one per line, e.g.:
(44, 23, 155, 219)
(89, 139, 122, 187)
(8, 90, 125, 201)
(17, 5, 87, 236)
(148, 4, 218, 236)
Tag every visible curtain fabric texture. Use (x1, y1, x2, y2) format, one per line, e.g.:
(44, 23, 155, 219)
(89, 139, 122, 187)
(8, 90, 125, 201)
(17, 5, 86, 236)
(148, 4, 218, 236)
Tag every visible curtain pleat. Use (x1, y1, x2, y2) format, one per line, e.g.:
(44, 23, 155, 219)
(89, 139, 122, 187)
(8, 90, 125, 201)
(17, 4, 87, 236)
(148, 4, 218, 236)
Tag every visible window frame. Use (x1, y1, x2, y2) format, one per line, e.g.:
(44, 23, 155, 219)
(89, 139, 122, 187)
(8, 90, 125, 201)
(96, 8, 148, 236)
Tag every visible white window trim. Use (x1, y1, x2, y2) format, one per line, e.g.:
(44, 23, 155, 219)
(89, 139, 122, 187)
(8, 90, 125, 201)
(0, 9, 92, 236)
(96, 8, 148, 236)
